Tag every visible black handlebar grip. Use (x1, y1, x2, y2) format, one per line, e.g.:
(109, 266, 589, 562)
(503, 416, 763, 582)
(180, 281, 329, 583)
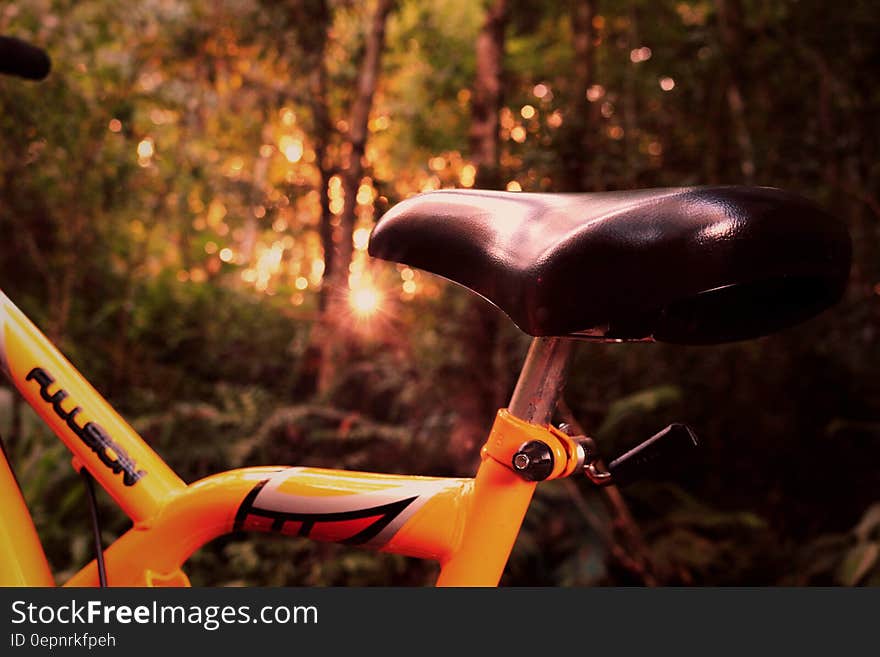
(0, 36, 51, 80)
(606, 423, 699, 487)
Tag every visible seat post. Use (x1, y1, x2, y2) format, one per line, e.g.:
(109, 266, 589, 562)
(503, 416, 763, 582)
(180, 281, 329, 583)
(507, 337, 574, 425)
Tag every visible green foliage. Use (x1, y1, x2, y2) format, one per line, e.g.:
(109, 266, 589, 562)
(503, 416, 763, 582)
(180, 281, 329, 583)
(790, 503, 880, 586)
(125, 274, 306, 404)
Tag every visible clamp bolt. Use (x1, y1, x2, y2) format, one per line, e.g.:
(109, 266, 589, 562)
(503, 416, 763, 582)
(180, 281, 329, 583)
(512, 440, 554, 481)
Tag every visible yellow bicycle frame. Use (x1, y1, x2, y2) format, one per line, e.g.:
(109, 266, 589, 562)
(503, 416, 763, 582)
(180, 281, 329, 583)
(0, 291, 579, 587)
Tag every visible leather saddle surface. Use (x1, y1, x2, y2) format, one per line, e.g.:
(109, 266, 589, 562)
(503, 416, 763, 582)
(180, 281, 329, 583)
(368, 187, 851, 343)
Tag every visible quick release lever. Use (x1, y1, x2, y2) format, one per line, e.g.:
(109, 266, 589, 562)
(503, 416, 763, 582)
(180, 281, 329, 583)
(597, 423, 700, 487)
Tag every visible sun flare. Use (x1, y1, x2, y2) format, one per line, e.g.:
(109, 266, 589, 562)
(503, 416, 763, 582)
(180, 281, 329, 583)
(349, 284, 382, 318)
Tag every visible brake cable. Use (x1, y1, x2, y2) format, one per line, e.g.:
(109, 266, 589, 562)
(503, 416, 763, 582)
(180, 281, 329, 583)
(79, 469, 108, 587)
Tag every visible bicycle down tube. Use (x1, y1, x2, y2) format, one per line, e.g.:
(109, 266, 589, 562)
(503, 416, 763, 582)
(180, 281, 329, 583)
(0, 290, 568, 587)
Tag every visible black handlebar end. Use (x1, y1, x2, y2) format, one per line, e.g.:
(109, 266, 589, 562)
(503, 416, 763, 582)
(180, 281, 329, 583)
(0, 36, 51, 81)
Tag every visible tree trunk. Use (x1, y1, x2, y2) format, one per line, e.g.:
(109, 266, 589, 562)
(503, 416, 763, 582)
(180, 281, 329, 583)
(315, 0, 395, 395)
(469, 0, 508, 190)
(704, 82, 726, 184)
(559, 0, 597, 192)
(313, 56, 334, 313)
(445, 0, 510, 474)
(557, 400, 659, 585)
(622, 4, 640, 187)
(714, 0, 756, 183)
(335, 0, 394, 297)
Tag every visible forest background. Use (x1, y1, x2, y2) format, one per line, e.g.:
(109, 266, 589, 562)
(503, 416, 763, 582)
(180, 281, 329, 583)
(1, 0, 879, 586)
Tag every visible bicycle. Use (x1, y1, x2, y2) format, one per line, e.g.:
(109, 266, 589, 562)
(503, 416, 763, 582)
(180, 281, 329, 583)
(0, 37, 852, 587)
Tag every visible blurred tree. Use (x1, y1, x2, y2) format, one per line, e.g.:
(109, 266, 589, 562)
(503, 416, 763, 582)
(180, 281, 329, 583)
(317, 0, 397, 394)
(444, 0, 511, 473)
(713, 0, 755, 183)
(558, 0, 598, 192)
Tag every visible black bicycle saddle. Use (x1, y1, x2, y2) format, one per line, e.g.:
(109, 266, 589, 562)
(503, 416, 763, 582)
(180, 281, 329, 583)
(368, 186, 851, 344)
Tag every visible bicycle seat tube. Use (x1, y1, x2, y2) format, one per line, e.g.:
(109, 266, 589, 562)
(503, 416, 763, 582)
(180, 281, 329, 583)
(436, 337, 574, 585)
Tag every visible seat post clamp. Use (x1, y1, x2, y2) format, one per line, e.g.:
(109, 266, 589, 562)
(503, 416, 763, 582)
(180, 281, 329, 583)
(483, 409, 587, 482)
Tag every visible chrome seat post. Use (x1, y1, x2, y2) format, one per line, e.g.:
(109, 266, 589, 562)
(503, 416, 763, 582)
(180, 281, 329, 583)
(507, 337, 574, 426)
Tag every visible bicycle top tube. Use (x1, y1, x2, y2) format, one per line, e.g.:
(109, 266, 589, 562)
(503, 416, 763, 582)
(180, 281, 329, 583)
(0, 290, 186, 522)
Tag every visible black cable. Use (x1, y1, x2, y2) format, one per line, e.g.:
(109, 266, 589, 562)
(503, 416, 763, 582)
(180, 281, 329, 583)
(79, 469, 108, 587)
